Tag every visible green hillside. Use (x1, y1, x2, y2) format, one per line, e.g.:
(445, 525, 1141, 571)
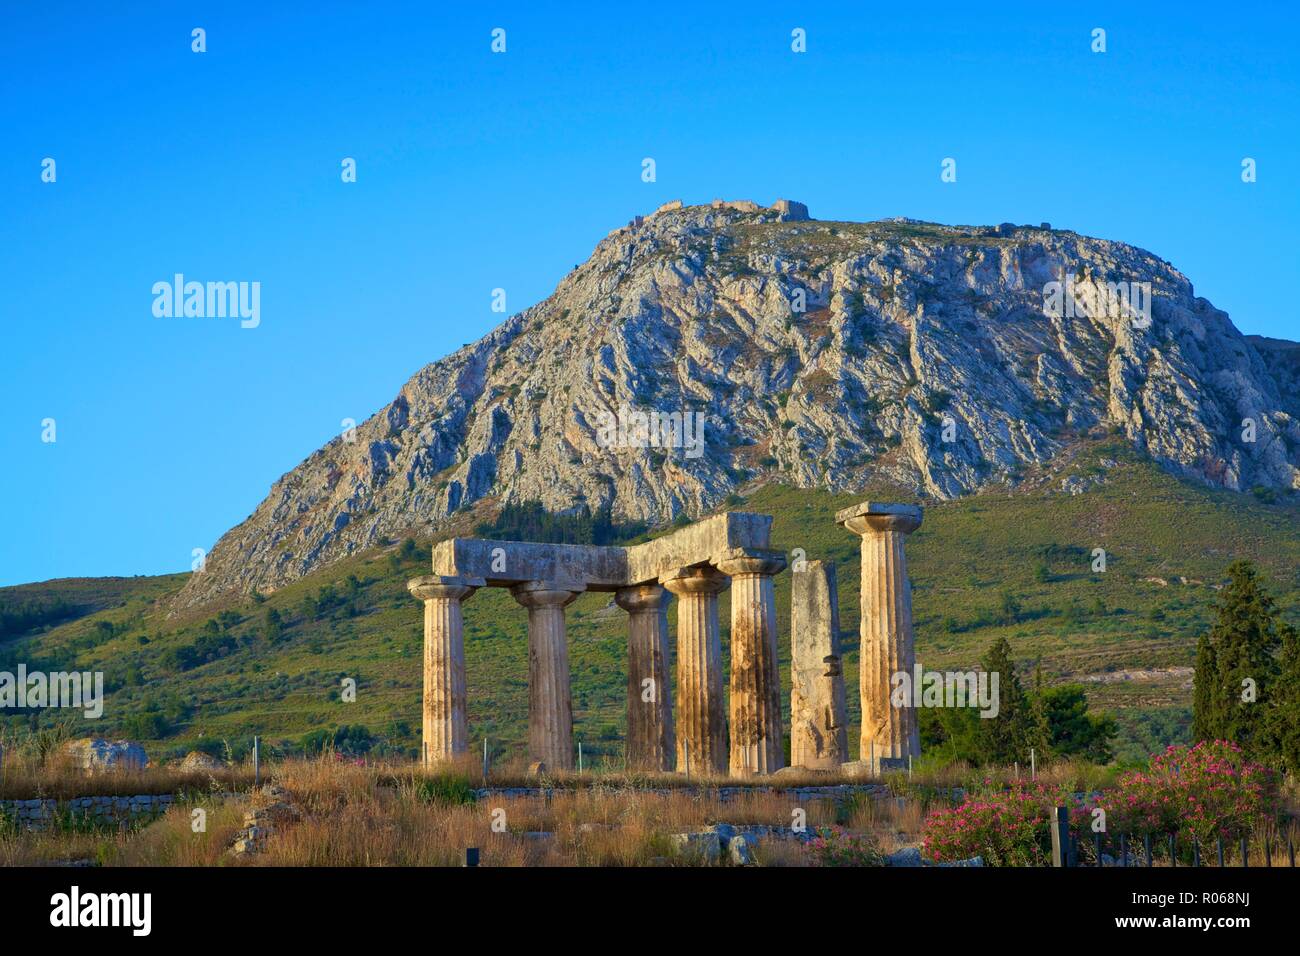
(2, 440, 1297, 766)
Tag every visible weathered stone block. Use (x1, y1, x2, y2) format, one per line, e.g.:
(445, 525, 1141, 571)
(790, 560, 848, 769)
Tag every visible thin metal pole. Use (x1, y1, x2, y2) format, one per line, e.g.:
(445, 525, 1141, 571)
(1193, 838, 1200, 867)
(1144, 834, 1152, 867)
(253, 735, 260, 787)
(1119, 834, 1127, 867)
(1031, 748, 1036, 780)
(578, 741, 583, 773)
(1240, 836, 1248, 868)
(1216, 839, 1225, 867)
(1094, 831, 1101, 866)
(482, 738, 489, 785)
(1169, 833, 1176, 867)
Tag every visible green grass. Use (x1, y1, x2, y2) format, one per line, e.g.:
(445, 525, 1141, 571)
(2, 443, 1296, 767)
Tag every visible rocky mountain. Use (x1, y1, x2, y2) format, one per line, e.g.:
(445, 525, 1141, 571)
(175, 199, 1300, 610)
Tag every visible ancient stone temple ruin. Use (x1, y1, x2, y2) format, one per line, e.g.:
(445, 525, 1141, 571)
(408, 502, 921, 776)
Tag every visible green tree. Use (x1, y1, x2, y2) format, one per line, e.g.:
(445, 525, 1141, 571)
(262, 607, 284, 644)
(1266, 622, 1300, 772)
(1032, 683, 1117, 763)
(977, 636, 1030, 763)
(1192, 561, 1286, 756)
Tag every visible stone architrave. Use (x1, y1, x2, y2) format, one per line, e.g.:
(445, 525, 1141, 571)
(836, 502, 923, 765)
(790, 560, 848, 769)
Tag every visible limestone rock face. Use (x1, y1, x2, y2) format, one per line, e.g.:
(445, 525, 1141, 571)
(174, 203, 1300, 609)
(790, 560, 848, 768)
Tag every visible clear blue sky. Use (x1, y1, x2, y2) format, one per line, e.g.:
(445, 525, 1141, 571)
(2, 2, 1296, 587)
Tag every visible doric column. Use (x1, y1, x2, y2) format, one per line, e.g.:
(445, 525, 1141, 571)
(615, 584, 674, 772)
(716, 547, 787, 776)
(662, 566, 729, 776)
(510, 580, 583, 771)
(836, 502, 923, 766)
(408, 575, 483, 766)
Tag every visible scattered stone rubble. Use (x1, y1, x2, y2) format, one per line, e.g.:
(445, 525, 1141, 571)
(228, 784, 300, 857)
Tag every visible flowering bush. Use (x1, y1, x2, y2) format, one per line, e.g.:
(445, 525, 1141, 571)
(803, 826, 884, 866)
(921, 783, 1091, 866)
(1102, 740, 1276, 846)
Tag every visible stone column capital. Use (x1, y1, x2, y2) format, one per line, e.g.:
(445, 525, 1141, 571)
(836, 502, 922, 538)
(510, 580, 582, 609)
(408, 575, 484, 602)
(614, 583, 668, 613)
(714, 546, 787, 579)
(661, 565, 729, 597)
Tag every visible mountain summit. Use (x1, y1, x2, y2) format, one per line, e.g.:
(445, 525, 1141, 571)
(175, 200, 1300, 610)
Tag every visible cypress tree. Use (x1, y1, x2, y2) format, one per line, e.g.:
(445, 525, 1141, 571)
(978, 636, 1029, 764)
(1192, 560, 1287, 757)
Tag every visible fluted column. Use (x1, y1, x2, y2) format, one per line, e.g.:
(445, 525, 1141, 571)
(408, 575, 483, 766)
(511, 581, 582, 770)
(662, 566, 728, 775)
(615, 584, 674, 771)
(836, 502, 923, 766)
(716, 547, 787, 776)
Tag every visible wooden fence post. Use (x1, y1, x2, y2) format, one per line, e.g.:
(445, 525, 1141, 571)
(1240, 836, 1248, 868)
(1049, 807, 1070, 867)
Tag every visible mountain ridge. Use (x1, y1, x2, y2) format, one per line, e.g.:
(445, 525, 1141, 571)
(174, 200, 1300, 611)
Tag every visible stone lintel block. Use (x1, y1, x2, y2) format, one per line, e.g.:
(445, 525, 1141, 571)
(628, 512, 771, 585)
(430, 512, 773, 591)
(836, 502, 922, 536)
(432, 539, 626, 590)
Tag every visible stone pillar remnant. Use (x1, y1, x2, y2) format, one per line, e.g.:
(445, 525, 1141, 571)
(836, 502, 923, 766)
(716, 547, 787, 776)
(790, 560, 848, 769)
(408, 575, 484, 765)
(662, 566, 729, 775)
(615, 583, 675, 771)
(510, 580, 583, 770)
